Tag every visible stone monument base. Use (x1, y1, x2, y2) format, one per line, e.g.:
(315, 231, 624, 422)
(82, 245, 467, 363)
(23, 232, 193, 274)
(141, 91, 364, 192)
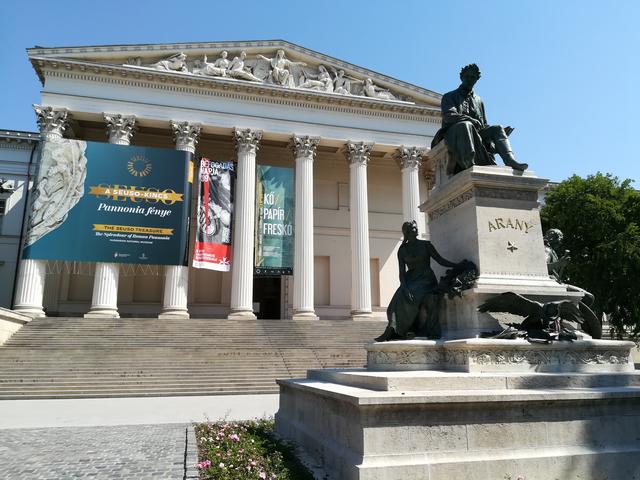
(366, 338, 635, 373)
(276, 360, 640, 479)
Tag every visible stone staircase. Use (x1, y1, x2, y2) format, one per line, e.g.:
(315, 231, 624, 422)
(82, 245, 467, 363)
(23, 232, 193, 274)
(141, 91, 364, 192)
(0, 317, 385, 399)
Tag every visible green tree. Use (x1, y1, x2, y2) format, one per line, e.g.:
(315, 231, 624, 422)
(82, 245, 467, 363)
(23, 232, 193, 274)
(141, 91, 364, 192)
(541, 173, 640, 338)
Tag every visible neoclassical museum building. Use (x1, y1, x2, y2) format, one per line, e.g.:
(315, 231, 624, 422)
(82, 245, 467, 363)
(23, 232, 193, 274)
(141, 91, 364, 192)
(2, 40, 443, 321)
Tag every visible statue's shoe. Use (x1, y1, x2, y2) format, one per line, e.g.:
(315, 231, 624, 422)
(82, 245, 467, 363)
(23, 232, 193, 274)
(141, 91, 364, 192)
(505, 159, 528, 171)
(374, 326, 395, 342)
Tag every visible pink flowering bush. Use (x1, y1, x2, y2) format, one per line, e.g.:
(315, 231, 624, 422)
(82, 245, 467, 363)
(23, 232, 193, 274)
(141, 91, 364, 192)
(195, 418, 313, 480)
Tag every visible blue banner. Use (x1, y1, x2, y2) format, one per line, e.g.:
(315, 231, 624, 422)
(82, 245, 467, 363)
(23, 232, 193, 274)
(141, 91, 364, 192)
(254, 165, 294, 276)
(23, 139, 192, 265)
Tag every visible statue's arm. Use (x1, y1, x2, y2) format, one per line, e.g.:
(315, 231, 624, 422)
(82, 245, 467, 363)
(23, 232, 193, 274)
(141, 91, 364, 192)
(479, 100, 488, 127)
(397, 248, 407, 285)
(427, 241, 459, 268)
(397, 248, 415, 303)
(442, 94, 478, 126)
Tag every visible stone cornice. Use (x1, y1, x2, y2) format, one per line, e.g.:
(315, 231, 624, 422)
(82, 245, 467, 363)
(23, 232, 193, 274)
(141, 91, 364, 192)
(27, 39, 442, 104)
(0, 130, 40, 145)
(0, 139, 38, 151)
(33, 60, 441, 124)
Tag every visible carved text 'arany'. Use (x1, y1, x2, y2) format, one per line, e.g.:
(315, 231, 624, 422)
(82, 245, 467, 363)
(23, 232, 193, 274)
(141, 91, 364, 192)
(487, 217, 533, 233)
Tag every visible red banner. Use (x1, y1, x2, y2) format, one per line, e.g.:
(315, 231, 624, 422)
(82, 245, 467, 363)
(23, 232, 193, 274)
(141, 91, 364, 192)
(193, 158, 234, 271)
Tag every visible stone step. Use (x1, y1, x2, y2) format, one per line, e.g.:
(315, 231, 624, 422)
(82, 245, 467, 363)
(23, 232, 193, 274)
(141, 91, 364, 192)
(0, 316, 379, 398)
(0, 387, 280, 400)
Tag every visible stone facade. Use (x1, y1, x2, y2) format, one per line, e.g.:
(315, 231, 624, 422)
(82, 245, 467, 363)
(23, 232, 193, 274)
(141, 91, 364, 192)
(10, 40, 441, 320)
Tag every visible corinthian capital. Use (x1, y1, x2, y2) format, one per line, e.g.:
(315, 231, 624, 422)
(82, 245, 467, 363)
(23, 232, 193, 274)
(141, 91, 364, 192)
(291, 135, 320, 159)
(104, 113, 136, 145)
(33, 104, 69, 140)
(234, 128, 262, 154)
(171, 121, 201, 153)
(345, 141, 373, 165)
(394, 146, 425, 170)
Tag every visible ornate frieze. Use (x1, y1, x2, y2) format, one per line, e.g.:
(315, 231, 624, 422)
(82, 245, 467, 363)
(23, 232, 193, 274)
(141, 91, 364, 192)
(475, 187, 538, 202)
(428, 186, 539, 221)
(233, 128, 262, 154)
(394, 146, 425, 170)
(291, 135, 319, 159)
(368, 349, 443, 367)
(103, 113, 136, 145)
(345, 142, 373, 166)
(428, 188, 474, 221)
(466, 349, 631, 366)
(123, 50, 404, 102)
(170, 121, 201, 153)
(367, 341, 634, 373)
(33, 105, 69, 140)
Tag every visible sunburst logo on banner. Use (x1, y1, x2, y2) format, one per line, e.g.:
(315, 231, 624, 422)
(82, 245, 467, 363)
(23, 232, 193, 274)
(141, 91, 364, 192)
(127, 154, 152, 177)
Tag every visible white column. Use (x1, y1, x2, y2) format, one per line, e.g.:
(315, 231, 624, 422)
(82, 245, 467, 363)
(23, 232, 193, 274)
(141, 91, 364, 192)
(85, 114, 136, 318)
(291, 135, 319, 320)
(395, 146, 426, 236)
(346, 142, 373, 320)
(228, 128, 262, 319)
(159, 121, 201, 319)
(13, 105, 69, 317)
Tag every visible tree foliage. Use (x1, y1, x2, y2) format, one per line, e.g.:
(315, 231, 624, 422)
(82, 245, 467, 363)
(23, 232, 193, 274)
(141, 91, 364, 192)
(541, 173, 640, 338)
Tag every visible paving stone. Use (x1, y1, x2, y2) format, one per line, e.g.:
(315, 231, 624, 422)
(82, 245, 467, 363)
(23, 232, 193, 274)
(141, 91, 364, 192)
(0, 423, 199, 479)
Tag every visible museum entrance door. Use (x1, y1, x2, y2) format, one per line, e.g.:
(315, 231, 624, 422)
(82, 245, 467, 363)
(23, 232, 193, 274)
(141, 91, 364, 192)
(253, 276, 281, 319)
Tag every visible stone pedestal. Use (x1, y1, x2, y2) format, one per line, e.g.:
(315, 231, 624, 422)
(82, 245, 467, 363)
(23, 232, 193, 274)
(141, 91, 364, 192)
(419, 164, 572, 338)
(276, 360, 640, 480)
(276, 157, 640, 479)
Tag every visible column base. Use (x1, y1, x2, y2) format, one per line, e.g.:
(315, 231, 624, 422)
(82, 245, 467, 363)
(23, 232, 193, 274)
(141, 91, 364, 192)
(12, 306, 46, 318)
(351, 311, 373, 321)
(292, 310, 319, 321)
(158, 309, 190, 320)
(84, 308, 119, 318)
(227, 309, 257, 320)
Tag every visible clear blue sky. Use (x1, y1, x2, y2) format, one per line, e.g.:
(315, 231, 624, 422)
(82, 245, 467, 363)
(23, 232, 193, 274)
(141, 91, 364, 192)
(2, 0, 639, 183)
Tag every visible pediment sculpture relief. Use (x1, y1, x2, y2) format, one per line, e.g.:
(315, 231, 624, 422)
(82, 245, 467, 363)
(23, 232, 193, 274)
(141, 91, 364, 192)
(124, 50, 404, 102)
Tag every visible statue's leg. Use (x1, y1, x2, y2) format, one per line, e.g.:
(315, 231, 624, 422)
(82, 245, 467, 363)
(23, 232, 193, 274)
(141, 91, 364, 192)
(375, 293, 403, 342)
(416, 294, 441, 339)
(445, 122, 476, 170)
(481, 126, 528, 171)
(414, 302, 428, 335)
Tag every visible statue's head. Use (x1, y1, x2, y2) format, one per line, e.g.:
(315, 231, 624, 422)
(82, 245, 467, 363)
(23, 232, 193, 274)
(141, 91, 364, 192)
(544, 228, 563, 249)
(402, 221, 419, 242)
(221, 51, 228, 58)
(459, 63, 481, 90)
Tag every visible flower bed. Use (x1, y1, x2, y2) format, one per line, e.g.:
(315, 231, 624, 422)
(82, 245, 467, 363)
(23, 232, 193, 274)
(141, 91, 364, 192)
(195, 419, 314, 480)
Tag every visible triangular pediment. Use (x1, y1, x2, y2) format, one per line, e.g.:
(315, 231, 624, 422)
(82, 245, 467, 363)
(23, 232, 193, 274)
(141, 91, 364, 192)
(28, 40, 441, 108)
